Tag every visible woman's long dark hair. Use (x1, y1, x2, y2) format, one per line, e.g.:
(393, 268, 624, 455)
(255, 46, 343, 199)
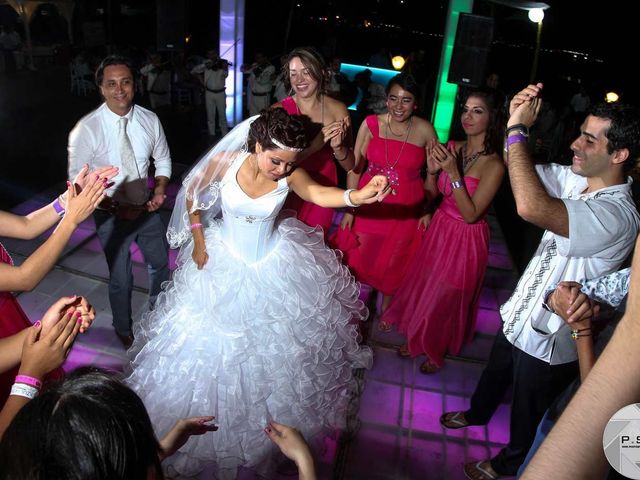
(0, 367, 163, 480)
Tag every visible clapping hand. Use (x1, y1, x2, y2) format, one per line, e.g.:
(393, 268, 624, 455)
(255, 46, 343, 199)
(508, 83, 543, 127)
(41, 295, 94, 336)
(19, 310, 81, 380)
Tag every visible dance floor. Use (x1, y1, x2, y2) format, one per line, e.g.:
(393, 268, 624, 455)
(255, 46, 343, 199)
(2, 173, 519, 479)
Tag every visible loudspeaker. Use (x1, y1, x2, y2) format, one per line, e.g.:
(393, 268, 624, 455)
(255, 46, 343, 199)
(157, 0, 186, 51)
(448, 14, 494, 87)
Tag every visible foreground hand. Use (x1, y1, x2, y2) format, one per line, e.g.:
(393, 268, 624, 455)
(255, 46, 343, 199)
(64, 173, 107, 226)
(19, 311, 81, 380)
(146, 192, 167, 212)
(264, 421, 315, 475)
(73, 163, 119, 191)
(41, 296, 84, 337)
(159, 416, 218, 461)
(64, 296, 95, 333)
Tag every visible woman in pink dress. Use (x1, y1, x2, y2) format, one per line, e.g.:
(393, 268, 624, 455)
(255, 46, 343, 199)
(273, 46, 354, 236)
(0, 166, 112, 402)
(331, 73, 438, 315)
(381, 87, 506, 373)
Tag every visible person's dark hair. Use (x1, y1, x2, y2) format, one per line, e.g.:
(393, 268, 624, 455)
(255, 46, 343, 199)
(0, 367, 163, 480)
(590, 103, 640, 164)
(385, 73, 420, 111)
(462, 86, 506, 156)
(95, 54, 137, 86)
(248, 107, 309, 153)
(283, 46, 328, 95)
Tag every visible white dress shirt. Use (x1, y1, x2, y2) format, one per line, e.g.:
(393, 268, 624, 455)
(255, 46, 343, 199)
(68, 103, 172, 204)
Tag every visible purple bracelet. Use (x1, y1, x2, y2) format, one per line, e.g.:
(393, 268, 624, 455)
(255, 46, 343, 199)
(52, 197, 65, 216)
(507, 133, 528, 147)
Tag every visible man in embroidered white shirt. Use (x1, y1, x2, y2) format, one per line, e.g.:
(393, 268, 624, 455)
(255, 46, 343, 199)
(67, 55, 172, 349)
(440, 83, 640, 480)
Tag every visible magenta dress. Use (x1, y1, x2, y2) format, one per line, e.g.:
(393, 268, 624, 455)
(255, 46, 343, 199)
(330, 115, 425, 295)
(281, 96, 337, 235)
(381, 172, 490, 367)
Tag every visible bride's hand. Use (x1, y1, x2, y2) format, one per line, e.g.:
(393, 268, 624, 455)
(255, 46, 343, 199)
(192, 244, 209, 270)
(352, 175, 391, 205)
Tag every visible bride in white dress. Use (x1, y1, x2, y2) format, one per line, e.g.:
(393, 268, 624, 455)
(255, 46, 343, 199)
(124, 108, 389, 479)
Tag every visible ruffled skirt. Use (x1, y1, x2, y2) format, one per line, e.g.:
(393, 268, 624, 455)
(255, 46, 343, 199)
(124, 216, 372, 479)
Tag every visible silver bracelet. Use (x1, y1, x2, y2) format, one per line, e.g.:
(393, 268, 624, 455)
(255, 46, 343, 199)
(451, 179, 465, 190)
(10, 383, 39, 400)
(343, 189, 358, 208)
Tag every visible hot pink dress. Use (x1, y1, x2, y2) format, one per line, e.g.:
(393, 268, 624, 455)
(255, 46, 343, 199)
(330, 115, 425, 295)
(281, 96, 337, 235)
(0, 243, 64, 404)
(381, 171, 490, 367)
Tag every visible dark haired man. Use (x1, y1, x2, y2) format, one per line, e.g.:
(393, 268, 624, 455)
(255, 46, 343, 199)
(67, 55, 172, 349)
(442, 83, 640, 480)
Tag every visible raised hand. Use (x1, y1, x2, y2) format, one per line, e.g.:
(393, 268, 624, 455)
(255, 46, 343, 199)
(508, 83, 543, 127)
(428, 142, 459, 177)
(72, 163, 119, 191)
(64, 174, 107, 226)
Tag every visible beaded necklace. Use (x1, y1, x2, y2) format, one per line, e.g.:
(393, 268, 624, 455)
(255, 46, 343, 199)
(462, 142, 485, 173)
(381, 114, 413, 189)
(442, 142, 485, 197)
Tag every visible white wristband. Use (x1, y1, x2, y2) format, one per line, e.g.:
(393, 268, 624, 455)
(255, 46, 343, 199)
(10, 383, 39, 400)
(343, 189, 358, 208)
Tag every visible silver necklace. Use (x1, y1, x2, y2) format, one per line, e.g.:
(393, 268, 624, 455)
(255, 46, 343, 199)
(379, 115, 412, 189)
(462, 142, 485, 173)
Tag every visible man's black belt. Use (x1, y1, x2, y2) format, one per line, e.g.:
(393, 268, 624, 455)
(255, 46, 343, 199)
(206, 87, 226, 93)
(252, 91, 270, 96)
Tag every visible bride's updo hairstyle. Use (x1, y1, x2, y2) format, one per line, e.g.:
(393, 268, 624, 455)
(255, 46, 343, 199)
(248, 107, 308, 153)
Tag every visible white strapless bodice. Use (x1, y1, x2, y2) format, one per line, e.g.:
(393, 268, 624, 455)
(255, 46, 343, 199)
(219, 155, 289, 263)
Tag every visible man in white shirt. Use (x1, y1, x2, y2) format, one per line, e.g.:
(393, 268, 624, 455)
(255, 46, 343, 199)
(440, 84, 640, 479)
(241, 52, 275, 116)
(191, 49, 228, 137)
(68, 55, 172, 349)
(140, 53, 172, 110)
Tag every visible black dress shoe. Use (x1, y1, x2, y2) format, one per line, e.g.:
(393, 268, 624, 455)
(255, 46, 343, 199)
(116, 333, 134, 349)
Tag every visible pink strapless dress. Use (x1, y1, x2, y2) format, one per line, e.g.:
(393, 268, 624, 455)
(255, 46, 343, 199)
(330, 115, 425, 295)
(281, 96, 338, 236)
(381, 171, 490, 367)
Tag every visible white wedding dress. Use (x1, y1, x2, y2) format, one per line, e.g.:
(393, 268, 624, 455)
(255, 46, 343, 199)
(125, 154, 372, 479)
